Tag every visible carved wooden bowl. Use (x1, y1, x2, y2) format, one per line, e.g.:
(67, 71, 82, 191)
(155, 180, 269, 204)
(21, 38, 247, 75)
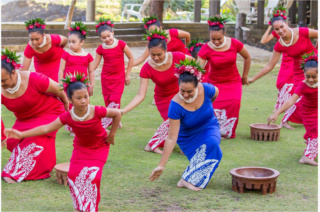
(54, 162, 70, 186)
(250, 123, 282, 141)
(230, 167, 280, 195)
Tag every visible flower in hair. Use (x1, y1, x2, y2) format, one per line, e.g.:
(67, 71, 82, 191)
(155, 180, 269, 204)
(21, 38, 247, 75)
(207, 16, 228, 28)
(142, 15, 158, 29)
(25, 18, 46, 31)
(60, 72, 90, 92)
(187, 38, 205, 53)
(300, 51, 318, 70)
(1, 48, 23, 70)
(95, 17, 114, 33)
(69, 21, 88, 38)
(142, 28, 168, 42)
(268, 6, 287, 25)
(174, 59, 205, 81)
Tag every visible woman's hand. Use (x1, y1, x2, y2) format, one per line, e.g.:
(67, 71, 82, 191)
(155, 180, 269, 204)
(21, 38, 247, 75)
(89, 86, 94, 96)
(248, 78, 255, 84)
(125, 74, 131, 86)
(4, 129, 23, 140)
(149, 166, 164, 181)
(242, 77, 249, 85)
(64, 101, 69, 111)
(106, 134, 115, 145)
(267, 113, 278, 125)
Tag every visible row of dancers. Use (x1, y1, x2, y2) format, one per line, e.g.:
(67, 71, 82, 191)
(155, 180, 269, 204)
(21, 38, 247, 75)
(1, 7, 318, 211)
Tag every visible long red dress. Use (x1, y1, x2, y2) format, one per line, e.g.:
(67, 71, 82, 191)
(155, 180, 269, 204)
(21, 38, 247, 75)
(1, 119, 6, 141)
(96, 40, 126, 128)
(59, 106, 110, 212)
(271, 31, 300, 124)
(198, 38, 244, 138)
(24, 34, 65, 82)
(61, 51, 94, 132)
(1, 72, 65, 182)
(294, 82, 318, 160)
(167, 28, 190, 55)
(140, 52, 186, 150)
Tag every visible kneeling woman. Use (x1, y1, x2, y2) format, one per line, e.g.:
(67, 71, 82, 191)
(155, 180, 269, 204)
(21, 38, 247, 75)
(149, 60, 223, 190)
(5, 74, 121, 211)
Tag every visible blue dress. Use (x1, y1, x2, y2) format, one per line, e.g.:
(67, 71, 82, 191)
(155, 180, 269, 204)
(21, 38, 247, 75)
(168, 83, 222, 189)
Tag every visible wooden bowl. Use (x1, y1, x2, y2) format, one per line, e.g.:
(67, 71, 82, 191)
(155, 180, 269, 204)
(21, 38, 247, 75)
(250, 123, 282, 141)
(54, 162, 70, 186)
(230, 167, 280, 195)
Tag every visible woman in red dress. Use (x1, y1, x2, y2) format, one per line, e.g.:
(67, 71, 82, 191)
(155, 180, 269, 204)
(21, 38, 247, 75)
(93, 18, 134, 128)
(1, 119, 6, 148)
(268, 53, 318, 166)
(58, 22, 95, 136)
(197, 17, 251, 139)
(122, 29, 193, 154)
(22, 18, 67, 82)
(1, 49, 68, 183)
(249, 12, 318, 118)
(133, 16, 191, 66)
(5, 76, 121, 211)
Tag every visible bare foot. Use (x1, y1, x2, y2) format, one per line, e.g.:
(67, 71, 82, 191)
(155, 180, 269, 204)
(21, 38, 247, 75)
(299, 155, 318, 166)
(118, 122, 122, 129)
(1, 139, 7, 149)
(144, 144, 163, 154)
(69, 132, 75, 137)
(74, 209, 81, 212)
(3, 177, 17, 184)
(153, 148, 163, 155)
(221, 136, 227, 140)
(180, 150, 184, 155)
(280, 121, 295, 130)
(177, 179, 202, 191)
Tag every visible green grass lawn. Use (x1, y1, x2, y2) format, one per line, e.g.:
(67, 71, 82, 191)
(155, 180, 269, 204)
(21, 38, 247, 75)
(1, 63, 317, 211)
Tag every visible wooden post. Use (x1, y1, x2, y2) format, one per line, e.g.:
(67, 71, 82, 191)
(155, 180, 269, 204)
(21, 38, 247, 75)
(297, 0, 306, 24)
(64, 0, 77, 30)
(209, 0, 220, 17)
(86, 0, 96, 21)
(309, 0, 318, 27)
(257, 0, 264, 29)
(150, 0, 165, 24)
(235, 13, 246, 41)
(288, 0, 297, 24)
(194, 0, 201, 22)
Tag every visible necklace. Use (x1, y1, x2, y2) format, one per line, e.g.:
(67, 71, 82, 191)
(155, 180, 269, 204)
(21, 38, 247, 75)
(6, 72, 21, 94)
(70, 48, 86, 56)
(151, 53, 168, 67)
(306, 82, 318, 88)
(71, 105, 91, 121)
(210, 36, 227, 49)
(280, 28, 294, 47)
(179, 88, 198, 104)
(102, 38, 118, 49)
(38, 35, 47, 48)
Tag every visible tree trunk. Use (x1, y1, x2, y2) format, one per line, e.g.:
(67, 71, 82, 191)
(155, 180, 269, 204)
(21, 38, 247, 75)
(150, 0, 165, 24)
(194, 0, 201, 23)
(235, 13, 246, 41)
(64, 0, 77, 30)
(86, 0, 96, 21)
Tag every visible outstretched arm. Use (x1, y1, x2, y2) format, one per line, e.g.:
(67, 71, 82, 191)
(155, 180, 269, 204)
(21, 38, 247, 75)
(46, 78, 69, 111)
(239, 46, 251, 85)
(196, 56, 207, 68)
(261, 26, 275, 44)
(58, 59, 66, 84)
(133, 47, 149, 67)
(59, 35, 68, 48)
(124, 45, 134, 86)
(105, 108, 121, 145)
(149, 118, 180, 181)
(308, 28, 318, 39)
(93, 54, 102, 71)
(5, 118, 64, 139)
(88, 61, 95, 96)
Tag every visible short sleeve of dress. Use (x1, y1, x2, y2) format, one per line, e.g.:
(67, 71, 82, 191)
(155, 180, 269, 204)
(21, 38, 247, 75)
(59, 112, 70, 126)
(87, 53, 94, 63)
(23, 44, 34, 59)
(95, 106, 107, 119)
(118, 40, 127, 51)
(273, 42, 282, 53)
(198, 44, 208, 60)
(51, 34, 62, 46)
(294, 82, 305, 96)
(139, 64, 150, 79)
(96, 45, 103, 55)
(169, 28, 178, 38)
(30, 72, 50, 93)
(232, 38, 244, 52)
(300, 27, 309, 38)
(61, 51, 69, 61)
(168, 101, 183, 120)
(203, 83, 216, 99)
(271, 31, 280, 39)
(1, 119, 6, 141)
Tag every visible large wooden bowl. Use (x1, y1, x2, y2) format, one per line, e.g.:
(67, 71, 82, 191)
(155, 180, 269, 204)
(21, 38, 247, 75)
(230, 167, 280, 195)
(250, 123, 282, 141)
(54, 162, 70, 186)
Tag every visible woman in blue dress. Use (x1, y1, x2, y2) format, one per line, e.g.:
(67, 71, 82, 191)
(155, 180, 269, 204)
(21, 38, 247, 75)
(149, 59, 223, 191)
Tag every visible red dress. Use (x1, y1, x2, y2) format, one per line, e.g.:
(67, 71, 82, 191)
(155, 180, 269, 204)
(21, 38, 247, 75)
(271, 31, 300, 124)
(198, 38, 244, 138)
(140, 52, 186, 150)
(167, 28, 190, 55)
(1, 119, 6, 141)
(62, 51, 93, 78)
(24, 34, 65, 82)
(96, 40, 126, 128)
(59, 106, 110, 212)
(1, 72, 65, 182)
(294, 82, 318, 160)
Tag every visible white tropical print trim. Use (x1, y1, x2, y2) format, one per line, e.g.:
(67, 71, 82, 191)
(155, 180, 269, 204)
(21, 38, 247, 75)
(3, 143, 44, 182)
(304, 138, 318, 160)
(101, 102, 120, 128)
(182, 144, 219, 189)
(68, 166, 100, 212)
(148, 119, 169, 150)
(282, 95, 302, 123)
(214, 109, 237, 138)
